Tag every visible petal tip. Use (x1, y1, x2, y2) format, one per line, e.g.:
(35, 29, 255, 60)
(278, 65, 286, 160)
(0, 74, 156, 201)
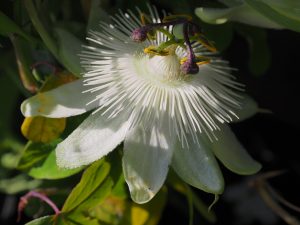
(199, 174, 225, 195)
(238, 160, 262, 175)
(129, 187, 155, 204)
(20, 99, 31, 117)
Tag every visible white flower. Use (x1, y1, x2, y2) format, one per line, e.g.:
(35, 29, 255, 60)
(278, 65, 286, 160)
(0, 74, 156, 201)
(21, 5, 261, 203)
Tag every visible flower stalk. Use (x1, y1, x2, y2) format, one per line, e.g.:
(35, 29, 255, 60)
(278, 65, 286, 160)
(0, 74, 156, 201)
(17, 190, 60, 222)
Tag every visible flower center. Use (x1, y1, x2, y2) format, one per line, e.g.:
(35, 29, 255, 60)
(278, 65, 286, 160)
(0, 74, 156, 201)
(148, 53, 182, 81)
(132, 51, 185, 84)
(131, 14, 217, 75)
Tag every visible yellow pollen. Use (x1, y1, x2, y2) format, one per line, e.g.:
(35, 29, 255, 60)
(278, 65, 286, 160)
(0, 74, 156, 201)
(180, 56, 211, 65)
(144, 46, 170, 56)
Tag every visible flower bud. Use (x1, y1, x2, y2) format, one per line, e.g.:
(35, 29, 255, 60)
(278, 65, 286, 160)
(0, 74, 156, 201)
(131, 27, 149, 42)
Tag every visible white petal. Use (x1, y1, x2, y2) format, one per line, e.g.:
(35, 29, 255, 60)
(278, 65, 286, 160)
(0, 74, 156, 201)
(21, 79, 98, 118)
(212, 124, 261, 175)
(195, 4, 283, 29)
(171, 136, 224, 194)
(232, 94, 258, 122)
(123, 124, 174, 204)
(56, 111, 129, 168)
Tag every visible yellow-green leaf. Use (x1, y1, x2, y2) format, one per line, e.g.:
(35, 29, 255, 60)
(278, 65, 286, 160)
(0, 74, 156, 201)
(21, 116, 66, 143)
(62, 159, 111, 212)
(131, 206, 149, 225)
(88, 188, 167, 225)
(25, 215, 54, 225)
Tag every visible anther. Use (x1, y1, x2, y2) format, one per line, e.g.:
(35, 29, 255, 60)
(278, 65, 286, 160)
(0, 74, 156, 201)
(131, 26, 151, 42)
(181, 60, 199, 74)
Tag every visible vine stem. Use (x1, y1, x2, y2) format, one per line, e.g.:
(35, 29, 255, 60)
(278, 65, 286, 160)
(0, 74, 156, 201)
(250, 171, 300, 225)
(17, 191, 60, 222)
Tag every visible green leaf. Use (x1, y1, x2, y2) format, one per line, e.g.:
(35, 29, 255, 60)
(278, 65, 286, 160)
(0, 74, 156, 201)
(244, 0, 300, 32)
(111, 172, 128, 199)
(62, 159, 111, 212)
(195, 4, 282, 29)
(28, 151, 83, 179)
(263, 0, 300, 21)
(25, 214, 95, 225)
(61, 213, 99, 225)
(25, 215, 54, 225)
(61, 160, 114, 224)
(24, 1, 83, 76)
(54, 28, 84, 77)
(17, 140, 60, 171)
(87, 196, 127, 224)
(74, 177, 113, 211)
(0, 11, 33, 42)
(86, 0, 110, 33)
(24, 0, 58, 59)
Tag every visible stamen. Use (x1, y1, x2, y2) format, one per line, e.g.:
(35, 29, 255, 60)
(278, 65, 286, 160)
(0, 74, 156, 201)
(144, 45, 170, 56)
(180, 56, 211, 65)
(131, 14, 216, 75)
(181, 22, 199, 74)
(131, 26, 151, 42)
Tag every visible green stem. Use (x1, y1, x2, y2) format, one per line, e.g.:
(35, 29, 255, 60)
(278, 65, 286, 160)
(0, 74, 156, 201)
(185, 184, 194, 225)
(257, 182, 300, 225)
(190, 189, 217, 223)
